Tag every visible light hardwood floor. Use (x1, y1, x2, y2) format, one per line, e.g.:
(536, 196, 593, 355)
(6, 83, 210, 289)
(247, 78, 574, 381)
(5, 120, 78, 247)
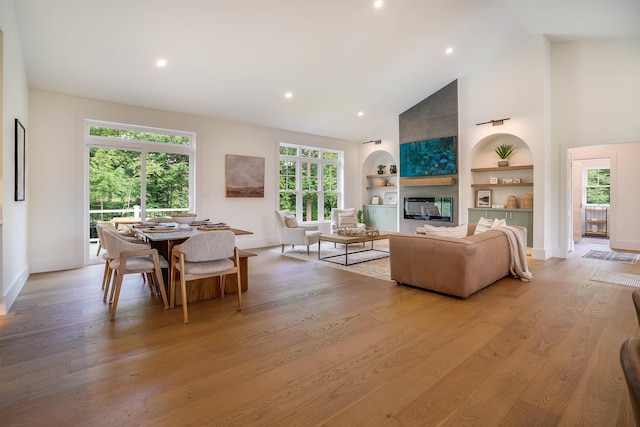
(1, 241, 639, 426)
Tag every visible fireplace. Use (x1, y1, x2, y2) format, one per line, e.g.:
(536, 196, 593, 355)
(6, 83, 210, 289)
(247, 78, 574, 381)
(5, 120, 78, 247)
(403, 197, 453, 222)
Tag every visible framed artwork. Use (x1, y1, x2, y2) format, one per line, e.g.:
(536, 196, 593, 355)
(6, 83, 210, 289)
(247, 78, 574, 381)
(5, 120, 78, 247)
(225, 154, 265, 197)
(476, 189, 492, 208)
(15, 119, 26, 201)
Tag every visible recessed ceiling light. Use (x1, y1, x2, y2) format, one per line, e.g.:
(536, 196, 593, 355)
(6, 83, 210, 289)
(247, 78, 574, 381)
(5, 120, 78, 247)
(156, 58, 167, 68)
(445, 47, 454, 55)
(358, 111, 364, 117)
(285, 92, 293, 99)
(374, 0, 383, 9)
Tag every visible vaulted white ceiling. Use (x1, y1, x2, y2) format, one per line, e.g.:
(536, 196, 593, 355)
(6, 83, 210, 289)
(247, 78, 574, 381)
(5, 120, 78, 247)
(12, 0, 640, 141)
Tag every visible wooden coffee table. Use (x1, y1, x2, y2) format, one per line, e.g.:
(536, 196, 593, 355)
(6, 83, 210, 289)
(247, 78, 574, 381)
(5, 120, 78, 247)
(318, 232, 390, 266)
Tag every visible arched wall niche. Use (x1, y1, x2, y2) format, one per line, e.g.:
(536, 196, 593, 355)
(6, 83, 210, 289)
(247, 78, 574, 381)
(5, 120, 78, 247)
(362, 149, 396, 175)
(470, 133, 533, 168)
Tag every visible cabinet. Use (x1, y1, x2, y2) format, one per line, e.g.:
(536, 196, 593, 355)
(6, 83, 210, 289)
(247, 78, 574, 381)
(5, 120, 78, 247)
(468, 208, 533, 247)
(364, 205, 397, 231)
(584, 206, 607, 237)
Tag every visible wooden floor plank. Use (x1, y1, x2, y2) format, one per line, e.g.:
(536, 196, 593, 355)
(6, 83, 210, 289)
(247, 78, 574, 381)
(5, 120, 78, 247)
(0, 242, 639, 425)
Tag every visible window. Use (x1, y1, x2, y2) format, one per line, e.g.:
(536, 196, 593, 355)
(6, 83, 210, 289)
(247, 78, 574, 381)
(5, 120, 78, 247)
(279, 143, 343, 222)
(585, 168, 610, 205)
(86, 120, 195, 259)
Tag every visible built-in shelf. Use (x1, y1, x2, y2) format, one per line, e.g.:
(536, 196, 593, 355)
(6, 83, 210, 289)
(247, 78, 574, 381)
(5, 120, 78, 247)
(366, 173, 397, 179)
(400, 177, 456, 187)
(471, 165, 533, 172)
(471, 183, 533, 188)
(366, 185, 397, 190)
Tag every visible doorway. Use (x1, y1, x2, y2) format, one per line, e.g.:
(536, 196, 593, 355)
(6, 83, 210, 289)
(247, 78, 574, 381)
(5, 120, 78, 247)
(568, 148, 611, 251)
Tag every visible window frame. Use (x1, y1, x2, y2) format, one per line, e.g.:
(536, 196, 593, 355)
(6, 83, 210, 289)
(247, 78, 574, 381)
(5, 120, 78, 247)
(278, 142, 343, 222)
(85, 119, 196, 263)
(584, 167, 610, 206)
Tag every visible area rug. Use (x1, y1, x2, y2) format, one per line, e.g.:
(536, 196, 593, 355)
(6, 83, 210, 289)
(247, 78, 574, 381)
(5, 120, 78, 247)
(582, 250, 639, 264)
(590, 271, 640, 288)
(278, 241, 392, 281)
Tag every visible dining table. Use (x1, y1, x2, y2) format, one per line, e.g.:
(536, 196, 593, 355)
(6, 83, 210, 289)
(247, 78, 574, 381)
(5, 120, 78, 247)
(128, 223, 255, 305)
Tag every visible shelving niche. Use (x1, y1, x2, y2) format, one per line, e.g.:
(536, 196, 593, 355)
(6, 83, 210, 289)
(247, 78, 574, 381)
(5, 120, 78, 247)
(469, 134, 534, 246)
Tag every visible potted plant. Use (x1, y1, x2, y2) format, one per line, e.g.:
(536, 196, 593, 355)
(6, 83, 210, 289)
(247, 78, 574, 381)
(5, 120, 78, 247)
(357, 209, 366, 227)
(377, 164, 386, 174)
(495, 143, 514, 167)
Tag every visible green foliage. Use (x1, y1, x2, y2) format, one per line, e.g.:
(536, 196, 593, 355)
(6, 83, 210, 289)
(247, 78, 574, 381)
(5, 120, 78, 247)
(90, 126, 189, 145)
(586, 169, 610, 204)
(357, 209, 364, 224)
(89, 148, 189, 213)
(377, 164, 386, 171)
(494, 144, 514, 159)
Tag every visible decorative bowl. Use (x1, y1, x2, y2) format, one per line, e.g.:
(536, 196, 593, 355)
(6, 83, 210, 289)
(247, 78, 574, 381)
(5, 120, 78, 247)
(171, 213, 197, 228)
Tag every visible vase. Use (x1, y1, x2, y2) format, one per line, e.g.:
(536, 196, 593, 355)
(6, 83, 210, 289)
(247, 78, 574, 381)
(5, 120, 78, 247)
(377, 170, 384, 174)
(498, 160, 509, 167)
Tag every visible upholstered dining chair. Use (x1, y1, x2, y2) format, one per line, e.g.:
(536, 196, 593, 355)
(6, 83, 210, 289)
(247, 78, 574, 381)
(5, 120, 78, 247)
(95, 220, 133, 256)
(274, 210, 322, 255)
(96, 222, 146, 293)
(621, 337, 640, 426)
(101, 228, 169, 320)
(169, 230, 241, 324)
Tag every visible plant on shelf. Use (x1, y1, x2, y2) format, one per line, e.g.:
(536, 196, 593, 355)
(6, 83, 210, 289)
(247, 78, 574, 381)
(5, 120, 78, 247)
(494, 143, 514, 167)
(377, 164, 386, 174)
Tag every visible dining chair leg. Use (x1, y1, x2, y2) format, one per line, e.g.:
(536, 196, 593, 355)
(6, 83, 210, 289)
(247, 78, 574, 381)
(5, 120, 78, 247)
(180, 275, 189, 324)
(110, 273, 124, 320)
(152, 255, 169, 310)
(101, 261, 110, 290)
(236, 269, 242, 311)
(103, 266, 114, 303)
(219, 275, 226, 298)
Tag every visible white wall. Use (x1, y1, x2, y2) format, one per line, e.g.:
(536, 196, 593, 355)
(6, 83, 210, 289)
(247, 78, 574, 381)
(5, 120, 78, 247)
(0, 0, 30, 315)
(459, 35, 550, 258)
(552, 39, 640, 254)
(28, 90, 359, 273)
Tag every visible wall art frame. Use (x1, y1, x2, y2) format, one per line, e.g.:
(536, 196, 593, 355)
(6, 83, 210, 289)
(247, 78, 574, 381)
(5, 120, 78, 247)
(475, 189, 492, 208)
(15, 118, 26, 201)
(225, 154, 265, 198)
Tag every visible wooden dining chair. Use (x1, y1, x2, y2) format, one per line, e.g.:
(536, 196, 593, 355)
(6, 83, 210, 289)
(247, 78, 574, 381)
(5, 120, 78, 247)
(169, 230, 241, 323)
(102, 229, 169, 320)
(96, 223, 147, 295)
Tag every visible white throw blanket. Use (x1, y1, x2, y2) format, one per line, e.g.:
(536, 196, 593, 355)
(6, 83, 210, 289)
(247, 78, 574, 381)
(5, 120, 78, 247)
(493, 226, 533, 281)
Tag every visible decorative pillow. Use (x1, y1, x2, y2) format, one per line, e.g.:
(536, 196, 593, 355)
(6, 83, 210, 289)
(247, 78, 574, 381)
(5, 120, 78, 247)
(474, 217, 494, 235)
(491, 218, 507, 228)
(338, 213, 356, 227)
(422, 223, 468, 238)
(284, 215, 299, 228)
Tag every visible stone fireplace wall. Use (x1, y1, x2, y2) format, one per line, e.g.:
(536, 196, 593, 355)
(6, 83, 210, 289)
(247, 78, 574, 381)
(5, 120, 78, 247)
(398, 80, 459, 233)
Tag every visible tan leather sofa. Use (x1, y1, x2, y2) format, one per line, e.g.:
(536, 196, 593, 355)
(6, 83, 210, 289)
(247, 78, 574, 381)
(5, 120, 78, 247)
(389, 224, 514, 298)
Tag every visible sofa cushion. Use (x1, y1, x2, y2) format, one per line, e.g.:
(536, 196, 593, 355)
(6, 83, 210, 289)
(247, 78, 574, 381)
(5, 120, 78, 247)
(474, 216, 494, 234)
(492, 218, 507, 228)
(284, 215, 299, 228)
(421, 223, 468, 238)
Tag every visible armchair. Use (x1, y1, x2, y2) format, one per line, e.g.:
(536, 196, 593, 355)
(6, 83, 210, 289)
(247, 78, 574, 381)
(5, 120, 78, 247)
(274, 210, 322, 255)
(330, 208, 357, 232)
